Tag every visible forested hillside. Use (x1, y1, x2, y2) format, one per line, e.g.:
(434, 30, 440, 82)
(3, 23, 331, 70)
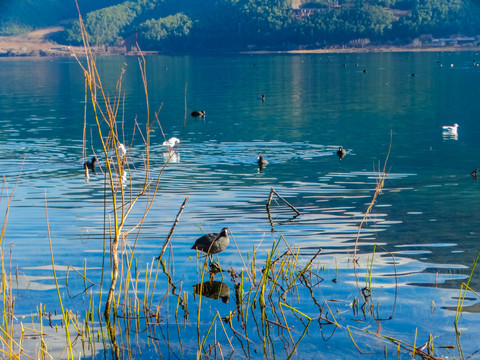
(0, 0, 124, 35)
(2, 0, 480, 51)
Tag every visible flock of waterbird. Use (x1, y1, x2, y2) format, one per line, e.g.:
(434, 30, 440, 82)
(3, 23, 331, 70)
(186, 121, 467, 264)
(81, 103, 466, 266)
(80, 106, 350, 266)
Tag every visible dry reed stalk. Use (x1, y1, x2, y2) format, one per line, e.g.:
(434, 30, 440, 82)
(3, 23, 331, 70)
(353, 131, 392, 260)
(73, 2, 189, 335)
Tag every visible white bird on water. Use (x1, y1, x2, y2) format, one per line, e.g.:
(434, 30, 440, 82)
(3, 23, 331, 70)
(442, 123, 459, 135)
(117, 143, 127, 157)
(162, 137, 180, 151)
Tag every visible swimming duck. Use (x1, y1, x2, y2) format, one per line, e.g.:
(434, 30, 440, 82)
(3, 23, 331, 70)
(257, 155, 269, 171)
(83, 157, 97, 172)
(191, 110, 206, 118)
(337, 146, 346, 160)
(257, 155, 268, 166)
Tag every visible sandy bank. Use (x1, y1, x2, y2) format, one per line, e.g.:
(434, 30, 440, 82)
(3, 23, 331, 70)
(2, 27, 480, 57)
(0, 27, 84, 57)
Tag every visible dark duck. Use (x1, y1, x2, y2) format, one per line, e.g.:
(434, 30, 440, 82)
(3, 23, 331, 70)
(337, 147, 346, 160)
(192, 228, 230, 263)
(257, 155, 269, 171)
(191, 110, 206, 118)
(83, 157, 98, 172)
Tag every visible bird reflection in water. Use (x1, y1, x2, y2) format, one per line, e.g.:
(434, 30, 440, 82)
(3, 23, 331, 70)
(193, 281, 230, 303)
(163, 151, 180, 163)
(442, 132, 458, 141)
(115, 171, 128, 188)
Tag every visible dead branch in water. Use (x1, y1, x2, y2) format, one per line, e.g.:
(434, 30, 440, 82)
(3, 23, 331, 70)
(266, 187, 301, 216)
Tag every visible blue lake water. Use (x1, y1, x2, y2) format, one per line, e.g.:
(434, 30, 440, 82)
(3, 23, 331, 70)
(1, 52, 480, 358)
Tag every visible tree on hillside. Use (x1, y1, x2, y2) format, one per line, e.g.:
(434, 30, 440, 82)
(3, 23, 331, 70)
(65, 2, 139, 44)
(47, 0, 480, 50)
(138, 13, 192, 48)
(394, 0, 479, 36)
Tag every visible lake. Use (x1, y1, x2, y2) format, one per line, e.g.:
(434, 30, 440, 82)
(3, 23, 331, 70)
(1, 51, 480, 359)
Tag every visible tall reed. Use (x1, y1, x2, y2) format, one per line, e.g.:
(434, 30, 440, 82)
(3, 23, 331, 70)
(0, 163, 23, 358)
(73, 1, 178, 328)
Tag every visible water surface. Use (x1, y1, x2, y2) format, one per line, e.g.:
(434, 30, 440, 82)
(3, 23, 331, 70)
(1, 52, 480, 358)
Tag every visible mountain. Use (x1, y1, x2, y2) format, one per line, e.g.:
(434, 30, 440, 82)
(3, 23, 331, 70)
(2, 0, 480, 51)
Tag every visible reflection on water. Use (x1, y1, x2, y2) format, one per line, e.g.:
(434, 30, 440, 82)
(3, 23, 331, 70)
(442, 132, 458, 141)
(194, 281, 230, 303)
(162, 150, 180, 163)
(2, 53, 480, 358)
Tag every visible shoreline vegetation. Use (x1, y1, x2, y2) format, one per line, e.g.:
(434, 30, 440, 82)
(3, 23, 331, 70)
(2, 26, 480, 57)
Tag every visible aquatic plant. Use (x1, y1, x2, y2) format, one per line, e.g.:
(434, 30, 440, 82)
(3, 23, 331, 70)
(0, 167, 23, 358)
(70, 3, 188, 356)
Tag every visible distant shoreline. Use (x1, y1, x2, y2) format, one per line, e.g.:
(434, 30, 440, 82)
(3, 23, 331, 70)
(248, 45, 480, 55)
(2, 27, 480, 57)
(3, 45, 480, 58)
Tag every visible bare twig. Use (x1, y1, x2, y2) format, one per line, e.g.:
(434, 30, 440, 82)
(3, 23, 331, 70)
(156, 197, 189, 261)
